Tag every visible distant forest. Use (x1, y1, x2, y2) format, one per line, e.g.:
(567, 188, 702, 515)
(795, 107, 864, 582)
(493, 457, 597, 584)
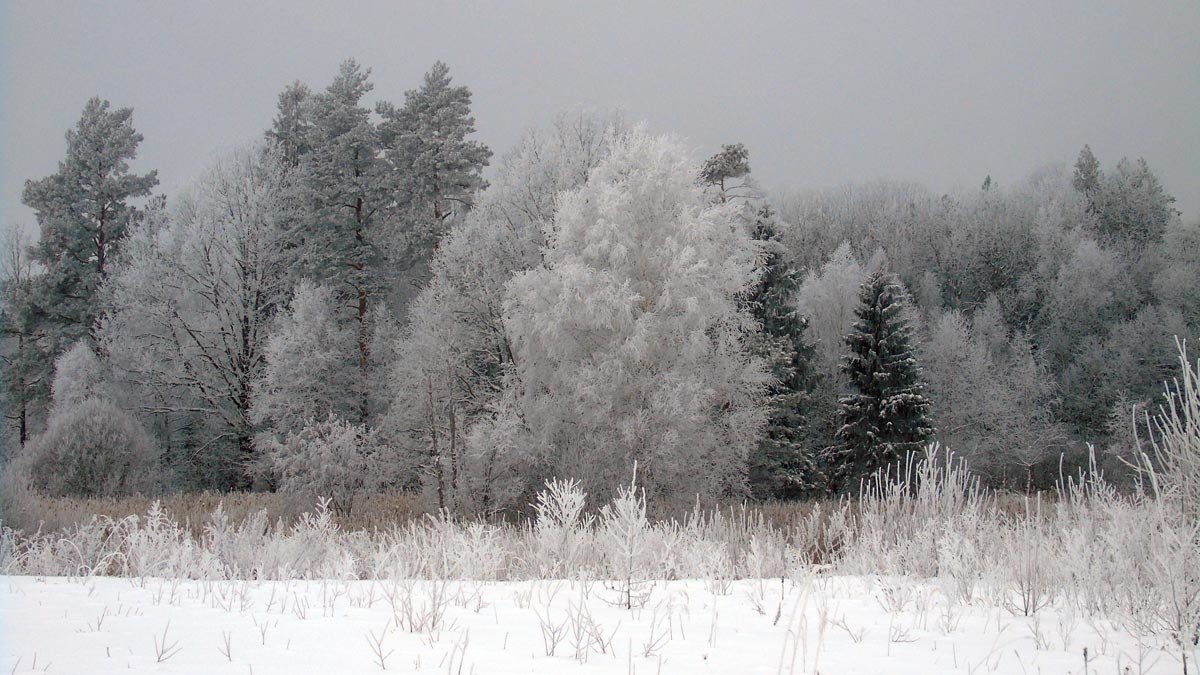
(2, 59, 1192, 513)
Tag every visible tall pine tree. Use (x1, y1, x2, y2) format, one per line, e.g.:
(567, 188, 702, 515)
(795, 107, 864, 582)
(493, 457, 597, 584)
(827, 269, 933, 489)
(22, 98, 159, 347)
(377, 61, 492, 255)
(289, 60, 392, 424)
(10, 98, 156, 442)
(745, 207, 821, 499)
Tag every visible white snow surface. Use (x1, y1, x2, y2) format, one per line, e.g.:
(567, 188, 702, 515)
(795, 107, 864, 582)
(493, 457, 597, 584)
(0, 575, 1179, 674)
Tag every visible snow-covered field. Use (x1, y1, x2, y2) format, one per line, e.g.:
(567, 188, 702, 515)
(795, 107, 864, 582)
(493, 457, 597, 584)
(1, 575, 1185, 675)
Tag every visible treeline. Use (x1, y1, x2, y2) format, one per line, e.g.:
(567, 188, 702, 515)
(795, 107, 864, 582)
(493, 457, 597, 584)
(0, 59, 1192, 513)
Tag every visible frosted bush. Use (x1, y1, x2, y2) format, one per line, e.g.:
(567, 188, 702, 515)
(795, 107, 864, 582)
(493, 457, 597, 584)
(267, 415, 383, 515)
(9, 398, 161, 498)
(532, 478, 593, 577)
(599, 472, 655, 608)
(2, 435, 1196, 656)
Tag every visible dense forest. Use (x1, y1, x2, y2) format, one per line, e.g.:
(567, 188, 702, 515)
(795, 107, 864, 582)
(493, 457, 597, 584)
(1, 59, 1192, 514)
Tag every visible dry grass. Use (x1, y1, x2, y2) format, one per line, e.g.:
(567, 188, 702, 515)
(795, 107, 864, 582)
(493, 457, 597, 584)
(0, 488, 427, 537)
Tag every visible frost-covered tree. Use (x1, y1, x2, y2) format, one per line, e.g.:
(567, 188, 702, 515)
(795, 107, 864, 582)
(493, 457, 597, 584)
(828, 269, 933, 489)
(774, 181, 936, 278)
(795, 242, 867, 380)
(0, 229, 46, 445)
(267, 82, 312, 167)
(12, 99, 157, 439)
(377, 61, 492, 251)
(1072, 146, 1178, 252)
(699, 143, 752, 203)
(48, 341, 108, 415)
(264, 414, 382, 515)
(100, 146, 291, 488)
(6, 342, 160, 497)
(1072, 145, 1101, 195)
(1041, 237, 1138, 370)
(1059, 305, 1188, 438)
(922, 310, 1066, 488)
(22, 98, 158, 347)
(287, 60, 394, 423)
(745, 207, 821, 499)
(491, 130, 768, 504)
(1155, 219, 1200, 327)
(388, 111, 629, 512)
(252, 281, 358, 473)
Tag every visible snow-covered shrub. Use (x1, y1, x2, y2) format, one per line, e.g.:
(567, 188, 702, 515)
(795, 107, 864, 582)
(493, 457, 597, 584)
(9, 398, 161, 498)
(3, 340, 162, 499)
(265, 414, 383, 515)
(1141, 337, 1200, 521)
(532, 478, 594, 577)
(599, 471, 655, 608)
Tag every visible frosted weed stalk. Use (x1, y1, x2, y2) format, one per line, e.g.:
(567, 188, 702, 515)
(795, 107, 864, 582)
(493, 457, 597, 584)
(1128, 338, 1200, 664)
(2, 373, 1198, 663)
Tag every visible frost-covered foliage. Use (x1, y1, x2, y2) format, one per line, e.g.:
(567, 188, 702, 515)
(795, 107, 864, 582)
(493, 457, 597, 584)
(1074, 146, 1179, 252)
(3, 343, 161, 498)
(828, 269, 933, 488)
(388, 111, 630, 512)
(252, 281, 358, 461)
(922, 310, 1067, 488)
(8, 398, 159, 499)
(101, 146, 291, 489)
(794, 241, 866, 381)
(264, 414, 383, 515)
(48, 341, 108, 415)
(492, 129, 768, 504)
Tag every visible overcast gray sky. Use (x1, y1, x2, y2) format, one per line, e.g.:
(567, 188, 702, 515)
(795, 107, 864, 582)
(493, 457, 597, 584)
(3, 0, 1198, 236)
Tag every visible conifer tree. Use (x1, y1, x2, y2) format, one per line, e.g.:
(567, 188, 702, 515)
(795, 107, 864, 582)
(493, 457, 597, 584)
(290, 60, 392, 423)
(267, 82, 312, 166)
(0, 235, 45, 445)
(827, 269, 933, 489)
(377, 61, 492, 253)
(22, 98, 158, 348)
(699, 143, 751, 200)
(745, 207, 821, 499)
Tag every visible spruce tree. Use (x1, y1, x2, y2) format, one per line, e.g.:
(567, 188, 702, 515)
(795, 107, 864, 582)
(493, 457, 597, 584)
(746, 207, 821, 499)
(828, 269, 933, 489)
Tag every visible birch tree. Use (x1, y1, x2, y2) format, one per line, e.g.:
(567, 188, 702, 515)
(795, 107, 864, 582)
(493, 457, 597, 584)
(491, 130, 768, 504)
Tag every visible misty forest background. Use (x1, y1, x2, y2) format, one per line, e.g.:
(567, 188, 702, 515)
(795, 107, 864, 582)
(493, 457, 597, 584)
(1, 59, 1192, 516)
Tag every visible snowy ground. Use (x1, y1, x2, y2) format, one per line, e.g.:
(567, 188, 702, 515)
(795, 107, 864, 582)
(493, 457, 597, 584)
(2, 576, 1187, 675)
